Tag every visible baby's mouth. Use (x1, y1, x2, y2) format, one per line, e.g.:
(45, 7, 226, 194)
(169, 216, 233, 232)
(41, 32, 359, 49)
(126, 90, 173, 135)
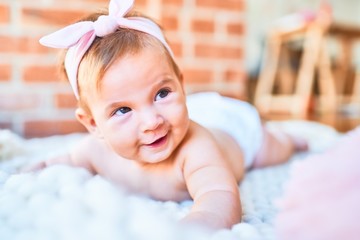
(147, 134, 168, 147)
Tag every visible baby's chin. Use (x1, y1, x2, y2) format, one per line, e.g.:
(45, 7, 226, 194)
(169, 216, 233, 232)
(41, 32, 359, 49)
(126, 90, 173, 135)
(136, 155, 170, 165)
(136, 151, 174, 165)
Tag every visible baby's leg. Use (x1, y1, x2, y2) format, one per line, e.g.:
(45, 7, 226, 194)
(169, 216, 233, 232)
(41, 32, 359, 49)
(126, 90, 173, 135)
(252, 126, 308, 168)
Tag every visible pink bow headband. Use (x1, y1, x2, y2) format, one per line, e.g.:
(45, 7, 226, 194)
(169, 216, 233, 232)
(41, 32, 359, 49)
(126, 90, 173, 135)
(39, 0, 174, 99)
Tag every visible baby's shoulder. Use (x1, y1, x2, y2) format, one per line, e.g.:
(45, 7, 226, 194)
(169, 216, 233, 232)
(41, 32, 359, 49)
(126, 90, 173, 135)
(71, 134, 120, 166)
(179, 121, 225, 163)
(183, 121, 219, 146)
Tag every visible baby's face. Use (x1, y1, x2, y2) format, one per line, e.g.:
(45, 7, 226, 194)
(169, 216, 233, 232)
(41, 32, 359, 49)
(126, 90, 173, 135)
(86, 48, 189, 163)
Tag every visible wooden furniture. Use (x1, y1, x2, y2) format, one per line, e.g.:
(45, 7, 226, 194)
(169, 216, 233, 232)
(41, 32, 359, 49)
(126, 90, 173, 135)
(254, 7, 338, 117)
(329, 23, 360, 110)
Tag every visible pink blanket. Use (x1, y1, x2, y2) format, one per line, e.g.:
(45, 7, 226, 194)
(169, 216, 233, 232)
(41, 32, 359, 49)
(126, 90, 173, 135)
(275, 126, 360, 240)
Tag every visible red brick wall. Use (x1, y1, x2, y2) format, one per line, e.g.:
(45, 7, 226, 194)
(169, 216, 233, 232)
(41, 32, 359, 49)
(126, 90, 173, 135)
(0, 0, 246, 138)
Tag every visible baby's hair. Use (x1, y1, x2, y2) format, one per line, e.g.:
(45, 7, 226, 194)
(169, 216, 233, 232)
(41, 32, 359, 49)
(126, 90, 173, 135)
(58, 10, 181, 115)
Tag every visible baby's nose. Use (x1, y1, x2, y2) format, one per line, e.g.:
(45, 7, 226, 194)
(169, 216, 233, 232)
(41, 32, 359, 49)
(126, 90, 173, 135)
(139, 107, 164, 132)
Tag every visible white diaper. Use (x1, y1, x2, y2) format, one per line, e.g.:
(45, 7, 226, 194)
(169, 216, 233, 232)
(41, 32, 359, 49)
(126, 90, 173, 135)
(186, 92, 263, 168)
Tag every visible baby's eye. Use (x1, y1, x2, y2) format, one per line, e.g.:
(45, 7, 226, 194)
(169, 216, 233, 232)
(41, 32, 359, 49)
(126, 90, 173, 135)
(114, 107, 132, 116)
(155, 88, 170, 101)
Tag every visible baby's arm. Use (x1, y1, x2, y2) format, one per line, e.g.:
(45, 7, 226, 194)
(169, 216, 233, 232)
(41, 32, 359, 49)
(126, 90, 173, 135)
(22, 153, 73, 172)
(23, 134, 96, 173)
(181, 140, 241, 230)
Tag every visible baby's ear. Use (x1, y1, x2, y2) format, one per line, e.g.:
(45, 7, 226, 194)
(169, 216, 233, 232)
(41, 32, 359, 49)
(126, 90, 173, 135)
(75, 108, 103, 138)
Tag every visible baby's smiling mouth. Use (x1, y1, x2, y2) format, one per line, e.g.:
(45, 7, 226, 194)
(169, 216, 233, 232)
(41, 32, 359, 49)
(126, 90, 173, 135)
(146, 134, 168, 147)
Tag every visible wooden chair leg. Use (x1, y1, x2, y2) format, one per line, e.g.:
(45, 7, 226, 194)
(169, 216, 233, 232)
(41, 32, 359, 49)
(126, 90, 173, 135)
(254, 34, 282, 114)
(351, 71, 360, 105)
(292, 26, 323, 116)
(278, 45, 296, 94)
(317, 39, 337, 113)
(335, 39, 352, 95)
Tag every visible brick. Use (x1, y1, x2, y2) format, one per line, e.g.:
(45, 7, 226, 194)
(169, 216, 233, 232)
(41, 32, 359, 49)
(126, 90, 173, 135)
(168, 42, 182, 58)
(223, 68, 246, 82)
(195, 44, 243, 59)
(21, 8, 89, 26)
(183, 68, 213, 83)
(55, 93, 78, 109)
(52, 0, 108, 2)
(0, 64, 11, 81)
(161, 15, 178, 31)
(0, 36, 18, 53)
(161, 0, 184, 6)
(0, 5, 10, 24)
(225, 88, 247, 100)
(227, 22, 245, 35)
(18, 37, 50, 54)
(196, 0, 244, 11)
(24, 120, 87, 138)
(83, 0, 109, 3)
(135, 0, 147, 6)
(0, 93, 42, 111)
(23, 65, 59, 82)
(0, 36, 49, 54)
(191, 19, 215, 33)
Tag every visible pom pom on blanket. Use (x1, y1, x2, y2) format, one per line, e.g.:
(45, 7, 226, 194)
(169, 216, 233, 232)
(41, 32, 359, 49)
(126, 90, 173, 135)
(275, 126, 360, 240)
(0, 129, 26, 161)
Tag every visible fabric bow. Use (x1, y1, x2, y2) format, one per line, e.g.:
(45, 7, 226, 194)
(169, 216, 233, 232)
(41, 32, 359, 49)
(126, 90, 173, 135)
(39, 0, 173, 99)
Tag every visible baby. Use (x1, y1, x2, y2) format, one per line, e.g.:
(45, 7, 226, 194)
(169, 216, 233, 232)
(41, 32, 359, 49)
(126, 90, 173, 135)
(29, 0, 307, 230)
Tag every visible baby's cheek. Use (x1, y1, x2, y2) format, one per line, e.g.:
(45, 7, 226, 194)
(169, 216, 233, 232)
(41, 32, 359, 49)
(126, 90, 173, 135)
(106, 132, 131, 152)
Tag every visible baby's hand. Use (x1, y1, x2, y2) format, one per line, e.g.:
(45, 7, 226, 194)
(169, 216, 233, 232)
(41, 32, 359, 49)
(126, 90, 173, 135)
(20, 154, 72, 173)
(20, 161, 47, 173)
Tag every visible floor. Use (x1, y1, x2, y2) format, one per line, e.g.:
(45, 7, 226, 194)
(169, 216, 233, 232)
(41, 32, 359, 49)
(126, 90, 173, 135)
(262, 111, 360, 133)
(247, 76, 360, 133)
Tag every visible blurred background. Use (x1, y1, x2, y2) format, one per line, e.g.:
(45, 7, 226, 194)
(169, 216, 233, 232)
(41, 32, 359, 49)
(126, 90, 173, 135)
(0, 0, 359, 137)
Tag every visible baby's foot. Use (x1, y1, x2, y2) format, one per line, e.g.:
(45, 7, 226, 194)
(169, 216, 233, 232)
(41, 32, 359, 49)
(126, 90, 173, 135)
(252, 130, 309, 169)
(290, 135, 309, 152)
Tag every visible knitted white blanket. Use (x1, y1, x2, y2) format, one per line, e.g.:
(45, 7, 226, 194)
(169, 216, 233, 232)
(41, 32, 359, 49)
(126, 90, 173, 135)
(0, 121, 340, 240)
